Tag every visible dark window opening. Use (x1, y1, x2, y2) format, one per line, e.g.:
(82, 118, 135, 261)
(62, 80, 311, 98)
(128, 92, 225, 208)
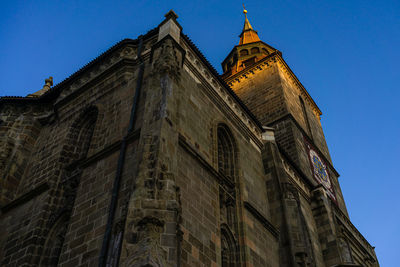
(239, 49, 249, 56)
(217, 124, 236, 180)
(299, 96, 313, 140)
(251, 47, 260, 54)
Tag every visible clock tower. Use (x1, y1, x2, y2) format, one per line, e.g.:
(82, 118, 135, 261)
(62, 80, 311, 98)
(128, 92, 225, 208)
(219, 9, 378, 266)
(222, 8, 347, 214)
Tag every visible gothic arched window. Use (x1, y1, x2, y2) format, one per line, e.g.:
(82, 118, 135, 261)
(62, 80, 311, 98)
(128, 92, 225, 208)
(63, 106, 98, 164)
(40, 107, 98, 265)
(299, 96, 313, 140)
(217, 124, 236, 180)
(39, 212, 70, 266)
(221, 226, 237, 267)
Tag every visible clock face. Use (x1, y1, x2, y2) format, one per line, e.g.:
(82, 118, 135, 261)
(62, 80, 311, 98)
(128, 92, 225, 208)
(304, 137, 336, 202)
(309, 149, 331, 190)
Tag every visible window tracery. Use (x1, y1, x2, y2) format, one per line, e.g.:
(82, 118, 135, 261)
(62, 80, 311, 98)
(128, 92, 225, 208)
(216, 124, 240, 266)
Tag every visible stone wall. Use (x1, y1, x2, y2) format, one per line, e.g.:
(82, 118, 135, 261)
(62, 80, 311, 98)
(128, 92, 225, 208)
(276, 61, 331, 163)
(0, 41, 146, 266)
(0, 13, 379, 266)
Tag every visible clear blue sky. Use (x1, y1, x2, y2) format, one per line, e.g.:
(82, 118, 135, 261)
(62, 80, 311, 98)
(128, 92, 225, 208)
(1, 1, 399, 265)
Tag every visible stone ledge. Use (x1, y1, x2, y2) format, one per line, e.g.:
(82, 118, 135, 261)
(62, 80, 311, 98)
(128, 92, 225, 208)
(243, 201, 279, 240)
(1, 182, 49, 214)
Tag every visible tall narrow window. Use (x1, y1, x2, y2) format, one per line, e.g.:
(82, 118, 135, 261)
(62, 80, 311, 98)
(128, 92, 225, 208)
(299, 96, 313, 140)
(41, 107, 98, 265)
(65, 107, 98, 163)
(39, 213, 70, 266)
(217, 124, 239, 266)
(217, 124, 236, 180)
(221, 227, 237, 267)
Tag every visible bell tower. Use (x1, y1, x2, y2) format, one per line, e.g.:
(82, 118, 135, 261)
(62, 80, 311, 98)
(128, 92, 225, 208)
(222, 8, 348, 214)
(221, 7, 278, 78)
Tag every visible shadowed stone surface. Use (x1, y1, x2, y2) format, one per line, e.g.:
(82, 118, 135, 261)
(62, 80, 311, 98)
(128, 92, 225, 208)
(0, 10, 378, 267)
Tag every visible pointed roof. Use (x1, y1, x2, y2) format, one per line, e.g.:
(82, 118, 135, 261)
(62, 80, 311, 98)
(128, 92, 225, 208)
(239, 8, 260, 45)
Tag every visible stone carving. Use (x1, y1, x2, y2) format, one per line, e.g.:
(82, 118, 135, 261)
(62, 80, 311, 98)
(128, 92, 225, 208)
(122, 218, 166, 267)
(120, 46, 137, 59)
(121, 135, 181, 267)
(295, 251, 310, 267)
(282, 182, 299, 201)
(152, 38, 181, 79)
(338, 237, 353, 263)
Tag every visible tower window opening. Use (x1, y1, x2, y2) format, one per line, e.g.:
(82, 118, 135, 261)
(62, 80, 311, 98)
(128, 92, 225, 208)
(243, 57, 256, 67)
(251, 47, 260, 54)
(299, 96, 313, 140)
(239, 49, 249, 56)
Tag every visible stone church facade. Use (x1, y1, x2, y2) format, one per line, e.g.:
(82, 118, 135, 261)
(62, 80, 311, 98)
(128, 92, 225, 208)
(0, 10, 379, 267)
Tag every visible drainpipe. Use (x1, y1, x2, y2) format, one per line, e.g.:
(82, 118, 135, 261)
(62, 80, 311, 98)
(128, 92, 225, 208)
(98, 35, 145, 267)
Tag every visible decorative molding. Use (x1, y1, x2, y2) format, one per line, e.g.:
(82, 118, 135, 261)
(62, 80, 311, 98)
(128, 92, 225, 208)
(151, 36, 184, 79)
(268, 113, 340, 177)
(1, 182, 49, 214)
(333, 204, 377, 260)
(55, 58, 137, 108)
(181, 35, 263, 136)
(224, 52, 278, 86)
(225, 52, 322, 118)
(243, 201, 279, 240)
(178, 134, 235, 188)
(281, 158, 311, 201)
(275, 56, 322, 117)
(65, 129, 141, 171)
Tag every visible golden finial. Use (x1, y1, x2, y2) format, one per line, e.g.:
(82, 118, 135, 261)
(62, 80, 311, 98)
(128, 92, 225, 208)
(243, 4, 247, 17)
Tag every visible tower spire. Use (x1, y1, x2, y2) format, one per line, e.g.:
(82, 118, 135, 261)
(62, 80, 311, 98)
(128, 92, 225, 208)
(242, 5, 253, 31)
(239, 6, 260, 45)
(221, 6, 278, 77)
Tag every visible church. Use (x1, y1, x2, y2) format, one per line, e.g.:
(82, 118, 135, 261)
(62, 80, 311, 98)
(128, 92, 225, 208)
(0, 9, 379, 267)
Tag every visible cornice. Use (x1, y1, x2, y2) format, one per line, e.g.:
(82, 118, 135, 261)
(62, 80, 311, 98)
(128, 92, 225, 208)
(224, 52, 322, 118)
(183, 59, 263, 148)
(280, 155, 312, 202)
(275, 55, 322, 117)
(243, 201, 279, 240)
(54, 58, 138, 109)
(268, 113, 339, 177)
(221, 41, 279, 65)
(333, 204, 377, 260)
(181, 38, 263, 146)
(181, 34, 263, 131)
(178, 133, 235, 188)
(224, 51, 279, 84)
(0, 27, 158, 103)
